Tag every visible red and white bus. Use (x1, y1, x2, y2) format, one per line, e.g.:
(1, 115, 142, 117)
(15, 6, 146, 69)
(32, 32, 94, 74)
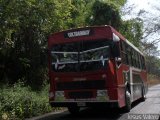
(48, 25, 148, 114)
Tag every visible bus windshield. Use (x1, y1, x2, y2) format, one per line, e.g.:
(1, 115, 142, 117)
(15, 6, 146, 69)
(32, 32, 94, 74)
(51, 40, 110, 72)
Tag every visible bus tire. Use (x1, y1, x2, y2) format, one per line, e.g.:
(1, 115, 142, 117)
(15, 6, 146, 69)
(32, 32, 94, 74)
(68, 106, 80, 114)
(141, 85, 146, 101)
(124, 90, 131, 112)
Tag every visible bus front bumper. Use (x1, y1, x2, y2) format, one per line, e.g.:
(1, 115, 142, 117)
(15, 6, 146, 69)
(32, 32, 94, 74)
(50, 101, 119, 108)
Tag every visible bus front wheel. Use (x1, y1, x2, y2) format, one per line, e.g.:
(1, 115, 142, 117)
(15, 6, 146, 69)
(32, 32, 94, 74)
(124, 90, 131, 112)
(68, 106, 80, 114)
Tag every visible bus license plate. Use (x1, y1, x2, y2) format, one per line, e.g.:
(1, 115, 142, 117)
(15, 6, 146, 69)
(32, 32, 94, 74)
(77, 102, 86, 106)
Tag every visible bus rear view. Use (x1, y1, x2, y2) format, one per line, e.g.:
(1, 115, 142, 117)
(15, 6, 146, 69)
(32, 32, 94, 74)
(48, 26, 147, 114)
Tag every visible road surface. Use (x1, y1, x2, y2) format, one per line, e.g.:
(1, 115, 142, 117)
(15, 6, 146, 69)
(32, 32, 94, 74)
(27, 84, 160, 120)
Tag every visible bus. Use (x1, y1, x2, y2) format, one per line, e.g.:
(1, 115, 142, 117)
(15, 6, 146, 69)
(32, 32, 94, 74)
(48, 25, 148, 114)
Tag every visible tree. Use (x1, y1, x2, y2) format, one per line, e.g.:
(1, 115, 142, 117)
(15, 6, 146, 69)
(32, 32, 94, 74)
(120, 18, 143, 48)
(0, 0, 73, 87)
(70, 0, 94, 28)
(87, 0, 122, 29)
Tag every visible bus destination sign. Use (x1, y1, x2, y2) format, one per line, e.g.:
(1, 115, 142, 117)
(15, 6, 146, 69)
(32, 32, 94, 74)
(64, 29, 92, 38)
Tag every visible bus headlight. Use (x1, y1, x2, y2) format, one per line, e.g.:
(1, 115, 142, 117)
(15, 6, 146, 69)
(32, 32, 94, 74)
(55, 91, 65, 101)
(96, 90, 109, 101)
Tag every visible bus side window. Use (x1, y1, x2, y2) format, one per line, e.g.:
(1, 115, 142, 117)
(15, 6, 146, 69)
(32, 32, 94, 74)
(126, 45, 132, 66)
(120, 41, 128, 64)
(139, 54, 142, 69)
(135, 52, 139, 68)
(140, 55, 143, 69)
(142, 56, 146, 70)
(130, 48, 134, 66)
(132, 50, 135, 67)
(140, 55, 145, 70)
(137, 53, 141, 69)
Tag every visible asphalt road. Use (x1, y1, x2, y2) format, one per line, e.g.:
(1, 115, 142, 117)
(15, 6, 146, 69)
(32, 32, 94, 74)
(27, 84, 160, 120)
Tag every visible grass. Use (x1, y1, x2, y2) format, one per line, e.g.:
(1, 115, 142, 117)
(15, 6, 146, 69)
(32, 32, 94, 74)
(0, 82, 61, 120)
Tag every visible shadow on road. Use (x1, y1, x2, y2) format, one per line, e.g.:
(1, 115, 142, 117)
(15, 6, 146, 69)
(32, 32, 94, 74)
(62, 108, 122, 120)
(37, 108, 123, 120)
(131, 98, 144, 109)
(31, 99, 146, 120)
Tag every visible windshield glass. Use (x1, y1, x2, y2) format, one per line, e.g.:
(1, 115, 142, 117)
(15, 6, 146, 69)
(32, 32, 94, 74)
(51, 40, 110, 72)
(80, 46, 109, 62)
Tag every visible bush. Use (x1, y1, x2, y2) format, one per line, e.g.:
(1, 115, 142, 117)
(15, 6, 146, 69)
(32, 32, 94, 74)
(148, 74, 160, 87)
(0, 82, 56, 120)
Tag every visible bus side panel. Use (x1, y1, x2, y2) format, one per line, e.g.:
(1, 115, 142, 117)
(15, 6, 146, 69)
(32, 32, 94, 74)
(141, 70, 148, 93)
(117, 87, 126, 107)
(116, 63, 130, 108)
(106, 59, 126, 108)
(106, 59, 118, 101)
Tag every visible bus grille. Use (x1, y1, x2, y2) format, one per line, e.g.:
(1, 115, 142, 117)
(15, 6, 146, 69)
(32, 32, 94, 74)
(56, 80, 105, 90)
(68, 91, 93, 99)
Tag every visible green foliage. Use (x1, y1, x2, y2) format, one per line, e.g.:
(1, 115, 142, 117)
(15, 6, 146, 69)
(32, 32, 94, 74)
(70, 0, 95, 27)
(120, 18, 143, 48)
(0, 0, 73, 86)
(87, 0, 122, 29)
(107, 0, 126, 6)
(0, 82, 60, 119)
